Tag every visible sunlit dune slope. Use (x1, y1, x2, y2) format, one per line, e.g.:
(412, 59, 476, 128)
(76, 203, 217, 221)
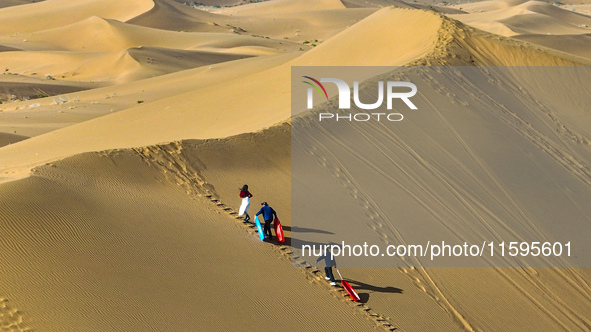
(1, 7, 590, 180)
(0, 127, 379, 331)
(0, 0, 154, 34)
(0, 16, 297, 53)
(0, 53, 298, 138)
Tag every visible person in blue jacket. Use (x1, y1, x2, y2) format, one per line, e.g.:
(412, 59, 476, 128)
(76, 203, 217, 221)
(256, 202, 277, 241)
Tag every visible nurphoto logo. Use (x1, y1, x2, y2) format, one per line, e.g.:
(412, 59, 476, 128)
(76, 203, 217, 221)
(302, 76, 418, 122)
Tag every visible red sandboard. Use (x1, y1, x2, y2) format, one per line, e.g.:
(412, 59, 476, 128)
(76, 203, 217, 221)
(341, 280, 361, 301)
(336, 269, 360, 301)
(273, 218, 285, 243)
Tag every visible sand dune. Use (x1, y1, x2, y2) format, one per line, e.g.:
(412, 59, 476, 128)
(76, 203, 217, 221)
(454, 0, 536, 13)
(0, 0, 154, 34)
(515, 33, 591, 59)
(0, 0, 41, 9)
(1, 7, 590, 182)
(2, 1, 591, 331)
(291, 65, 591, 330)
(127, 0, 231, 32)
(0, 7, 444, 177)
(0, 1, 367, 86)
(0, 53, 297, 138)
(0, 50, 148, 83)
(0, 48, 242, 83)
(170, 0, 247, 6)
(0, 44, 20, 52)
(341, 0, 467, 14)
(129, 0, 376, 43)
(236, 8, 378, 42)
(0, 133, 381, 331)
(0, 132, 27, 147)
(451, 1, 591, 36)
(570, 3, 591, 16)
(0, 15, 300, 77)
(0, 16, 229, 52)
(291, 8, 443, 66)
(214, 0, 346, 15)
(0, 75, 92, 101)
(127, 46, 253, 70)
(450, 0, 591, 59)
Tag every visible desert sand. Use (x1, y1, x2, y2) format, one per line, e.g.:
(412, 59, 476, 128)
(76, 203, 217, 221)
(449, 0, 591, 59)
(1, 0, 591, 331)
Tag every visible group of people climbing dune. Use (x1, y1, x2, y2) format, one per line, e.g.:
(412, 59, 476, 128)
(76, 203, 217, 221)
(238, 185, 358, 298)
(238, 184, 279, 242)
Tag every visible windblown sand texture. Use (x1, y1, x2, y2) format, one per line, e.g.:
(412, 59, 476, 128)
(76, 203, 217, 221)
(1, 0, 590, 331)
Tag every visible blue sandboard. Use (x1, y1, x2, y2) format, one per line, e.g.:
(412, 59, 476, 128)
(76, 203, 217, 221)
(255, 216, 265, 241)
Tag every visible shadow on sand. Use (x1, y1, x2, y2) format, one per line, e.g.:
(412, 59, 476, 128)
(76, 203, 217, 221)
(347, 280, 403, 304)
(282, 225, 334, 235)
(346, 279, 404, 294)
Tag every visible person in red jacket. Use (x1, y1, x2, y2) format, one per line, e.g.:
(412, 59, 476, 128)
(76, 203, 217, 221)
(238, 184, 253, 222)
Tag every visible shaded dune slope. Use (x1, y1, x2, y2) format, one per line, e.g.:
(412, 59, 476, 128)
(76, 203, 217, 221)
(0, 132, 27, 147)
(0, 79, 92, 103)
(291, 63, 591, 330)
(127, 0, 227, 32)
(514, 33, 591, 60)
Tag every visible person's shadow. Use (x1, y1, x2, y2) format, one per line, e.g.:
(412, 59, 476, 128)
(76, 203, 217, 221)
(344, 279, 403, 304)
(282, 225, 334, 234)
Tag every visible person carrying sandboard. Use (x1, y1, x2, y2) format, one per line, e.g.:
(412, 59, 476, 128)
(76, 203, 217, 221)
(255, 202, 277, 241)
(316, 247, 337, 286)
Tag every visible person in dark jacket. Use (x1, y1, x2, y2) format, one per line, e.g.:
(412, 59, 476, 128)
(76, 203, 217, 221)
(316, 247, 337, 286)
(255, 202, 277, 241)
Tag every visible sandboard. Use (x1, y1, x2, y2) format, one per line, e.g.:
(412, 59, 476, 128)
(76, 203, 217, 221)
(273, 218, 285, 243)
(341, 280, 361, 301)
(254, 216, 265, 241)
(336, 269, 360, 301)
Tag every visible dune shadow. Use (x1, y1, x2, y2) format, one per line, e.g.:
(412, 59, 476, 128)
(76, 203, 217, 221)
(346, 279, 403, 294)
(283, 237, 339, 251)
(282, 225, 334, 235)
(266, 237, 336, 252)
